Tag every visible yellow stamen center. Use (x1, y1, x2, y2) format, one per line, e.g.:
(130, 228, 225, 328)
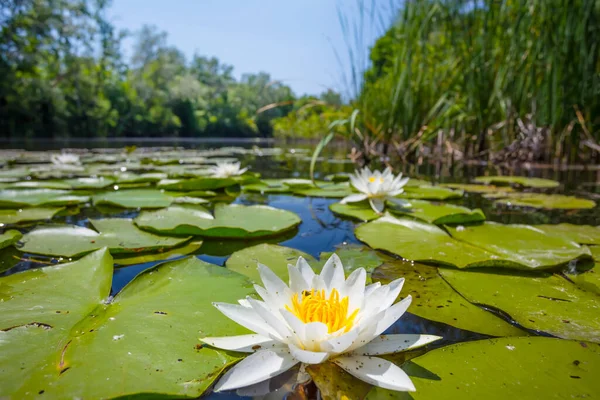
(286, 288, 359, 333)
(368, 177, 384, 183)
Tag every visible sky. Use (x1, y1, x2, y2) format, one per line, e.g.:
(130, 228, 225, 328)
(108, 0, 395, 97)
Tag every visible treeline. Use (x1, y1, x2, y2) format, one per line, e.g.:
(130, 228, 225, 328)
(0, 0, 340, 139)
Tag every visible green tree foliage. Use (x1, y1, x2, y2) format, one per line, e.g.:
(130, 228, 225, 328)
(0, 0, 321, 139)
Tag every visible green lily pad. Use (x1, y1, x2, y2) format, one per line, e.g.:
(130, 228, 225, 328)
(0, 249, 254, 399)
(293, 182, 354, 198)
(157, 177, 237, 191)
(441, 268, 600, 342)
(356, 215, 497, 268)
(329, 201, 380, 222)
(6, 181, 72, 190)
(308, 362, 372, 400)
(243, 181, 292, 194)
(474, 175, 560, 188)
(0, 189, 89, 208)
(373, 262, 526, 337)
(489, 193, 595, 209)
(114, 172, 167, 184)
(0, 230, 22, 250)
(356, 215, 590, 270)
(399, 185, 464, 200)
(389, 200, 485, 225)
(226, 243, 316, 283)
(589, 246, 600, 261)
(366, 337, 600, 400)
(136, 203, 302, 238)
(0, 207, 66, 225)
(567, 264, 600, 295)
(19, 218, 190, 257)
(441, 183, 515, 193)
(535, 223, 600, 245)
(63, 177, 115, 189)
(93, 189, 173, 209)
(112, 240, 204, 266)
(446, 222, 591, 270)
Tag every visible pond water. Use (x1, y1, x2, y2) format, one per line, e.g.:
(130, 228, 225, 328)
(1, 141, 599, 399)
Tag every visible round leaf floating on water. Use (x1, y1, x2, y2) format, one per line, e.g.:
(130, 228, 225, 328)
(18, 218, 191, 257)
(446, 222, 592, 269)
(489, 192, 596, 210)
(474, 175, 560, 188)
(62, 176, 115, 189)
(93, 189, 173, 209)
(0, 207, 66, 225)
(136, 203, 302, 238)
(398, 185, 464, 200)
(372, 261, 525, 337)
(0, 249, 255, 399)
(157, 177, 237, 191)
(440, 268, 600, 342)
(0, 189, 89, 208)
(440, 183, 515, 194)
(388, 199, 485, 225)
(366, 337, 600, 400)
(0, 229, 22, 250)
(535, 223, 600, 245)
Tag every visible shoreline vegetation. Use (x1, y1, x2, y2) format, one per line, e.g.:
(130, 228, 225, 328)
(1, 0, 599, 167)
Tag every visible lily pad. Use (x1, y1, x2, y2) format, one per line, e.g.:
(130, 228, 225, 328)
(0, 189, 89, 208)
(0, 230, 22, 250)
(136, 203, 302, 238)
(329, 201, 380, 222)
(157, 177, 237, 191)
(389, 200, 485, 225)
(316, 244, 395, 282)
(308, 362, 372, 400)
(535, 223, 600, 245)
(399, 185, 464, 200)
(19, 218, 190, 257)
(0, 207, 65, 225)
(567, 264, 600, 295)
(112, 240, 204, 266)
(293, 182, 354, 198)
(356, 215, 590, 270)
(441, 183, 515, 194)
(441, 268, 600, 342)
(474, 175, 560, 188)
(63, 177, 115, 189)
(114, 172, 167, 184)
(446, 222, 591, 270)
(373, 262, 526, 337)
(93, 189, 173, 209)
(0, 249, 255, 399)
(489, 193, 595, 209)
(226, 243, 316, 283)
(366, 337, 600, 399)
(6, 181, 71, 190)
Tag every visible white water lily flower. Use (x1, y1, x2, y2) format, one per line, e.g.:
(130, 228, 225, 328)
(201, 254, 441, 393)
(209, 161, 248, 178)
(51, 153, 81, 166)
(341, 167, 410, 214)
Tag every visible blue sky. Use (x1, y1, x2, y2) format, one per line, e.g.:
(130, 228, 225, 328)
(108, 0, 395, 96)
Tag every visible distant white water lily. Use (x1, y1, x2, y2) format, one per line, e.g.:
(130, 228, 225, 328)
(51, 153, 81, 166)
(201, 255, 440, 394)
(209, 161, 248, 178)
(341, 167, 410, 214)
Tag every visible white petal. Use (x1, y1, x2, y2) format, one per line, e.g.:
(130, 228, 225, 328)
(344, 268, 366, 312)
(379, 278, 405, 310)
(213, 349, 299, 392)
(288, 263, 310, 294)
(235, 367, 298, 397)
(288, 343, 330, 364)
(319, 327, 359, 354)
(354, 334, 442, 356)
(281, 309, 306, 343)
(334, 355, 415, 391)
(374, 296, 412, 337)
(303, 321, 329, 351)
(320, 254, 345, 291)
(350, 175, 368, 193)
(200, 334, 280, 353)
(340, 193, 368, 204)
(296, 257, 316, 285)
(247, 298, 294, 343)
(258, 263, 291, 300)
(369, 198, 385, 214)
(364, 282, 381, 297)
(213, 302, 278, 339)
